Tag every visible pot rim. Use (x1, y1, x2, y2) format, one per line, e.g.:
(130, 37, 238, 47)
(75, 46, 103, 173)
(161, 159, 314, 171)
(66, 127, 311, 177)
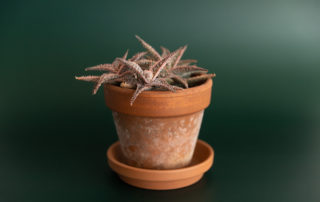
(105, 79, 212, 98)
(104, 79, 213, 117)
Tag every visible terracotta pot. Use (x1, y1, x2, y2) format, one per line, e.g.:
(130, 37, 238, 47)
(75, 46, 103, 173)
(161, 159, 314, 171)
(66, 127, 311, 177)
(104, 79, 212, 169)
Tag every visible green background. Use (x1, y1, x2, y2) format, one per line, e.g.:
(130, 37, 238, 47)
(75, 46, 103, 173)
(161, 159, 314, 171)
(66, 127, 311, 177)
(1, 0, 320, 201)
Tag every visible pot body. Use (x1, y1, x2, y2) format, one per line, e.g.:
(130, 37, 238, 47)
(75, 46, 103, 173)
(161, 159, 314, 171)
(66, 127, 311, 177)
(104, 79, 212, 169)
(112, 110, 204, 169)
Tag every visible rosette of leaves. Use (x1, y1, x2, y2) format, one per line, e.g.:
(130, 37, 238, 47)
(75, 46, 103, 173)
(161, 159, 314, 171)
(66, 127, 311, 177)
(75, 35, 216, 105)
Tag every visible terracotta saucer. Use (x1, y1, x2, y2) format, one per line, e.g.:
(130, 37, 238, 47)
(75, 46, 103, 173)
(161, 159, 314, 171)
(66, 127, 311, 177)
(106, 139, 214, 190)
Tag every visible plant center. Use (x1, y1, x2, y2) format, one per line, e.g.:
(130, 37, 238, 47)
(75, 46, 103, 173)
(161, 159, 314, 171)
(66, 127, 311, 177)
(143, 70, 153, 83)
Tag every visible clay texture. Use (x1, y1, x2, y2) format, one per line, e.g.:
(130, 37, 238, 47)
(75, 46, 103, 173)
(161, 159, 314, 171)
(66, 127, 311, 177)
(113, 111, 204, 169)
(107, 140, 214, 190)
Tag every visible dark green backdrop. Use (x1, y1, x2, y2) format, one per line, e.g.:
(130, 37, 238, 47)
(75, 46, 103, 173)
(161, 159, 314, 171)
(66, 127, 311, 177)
(1, 0, 320, 201)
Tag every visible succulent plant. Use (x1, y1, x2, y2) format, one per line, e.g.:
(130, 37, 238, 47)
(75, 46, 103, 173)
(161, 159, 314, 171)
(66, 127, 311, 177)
(75, 35, 216, 105)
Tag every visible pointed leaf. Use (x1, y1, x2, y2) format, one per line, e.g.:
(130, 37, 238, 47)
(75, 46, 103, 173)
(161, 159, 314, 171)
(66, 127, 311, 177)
(123, 49, 129, 59)
(130, 51, 147, 61)
(115, 50, 130, 74)
(136, 59, 154, 65)
(172, 65, 208, 73)
(152, 52, 180, 80)
(75, 75, 100, 82)
(171, 45, 187, 70)
(169, 73, 188, 88)
(116, 58, 148, 83)
(178, 59, 197, 65)
(160, 46, 170, 57)
(130, 84, 151, 106)
(186, 73, 216, 85)
(151, 80, 183, 92)
(85, 64, 116, 72)
(135, 35, 161, 60)
(92, 73, 119, 94)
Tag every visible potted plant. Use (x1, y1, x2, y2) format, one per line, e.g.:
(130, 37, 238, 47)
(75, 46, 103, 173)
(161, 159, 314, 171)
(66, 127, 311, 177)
(75, 35, 215, 171)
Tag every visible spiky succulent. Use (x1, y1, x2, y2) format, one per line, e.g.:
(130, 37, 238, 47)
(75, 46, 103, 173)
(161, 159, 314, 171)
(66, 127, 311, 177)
(75, 35, 216, 105)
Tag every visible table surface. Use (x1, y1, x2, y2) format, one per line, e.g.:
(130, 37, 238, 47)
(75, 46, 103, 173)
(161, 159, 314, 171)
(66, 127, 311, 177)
(1, 0, 320, 201)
